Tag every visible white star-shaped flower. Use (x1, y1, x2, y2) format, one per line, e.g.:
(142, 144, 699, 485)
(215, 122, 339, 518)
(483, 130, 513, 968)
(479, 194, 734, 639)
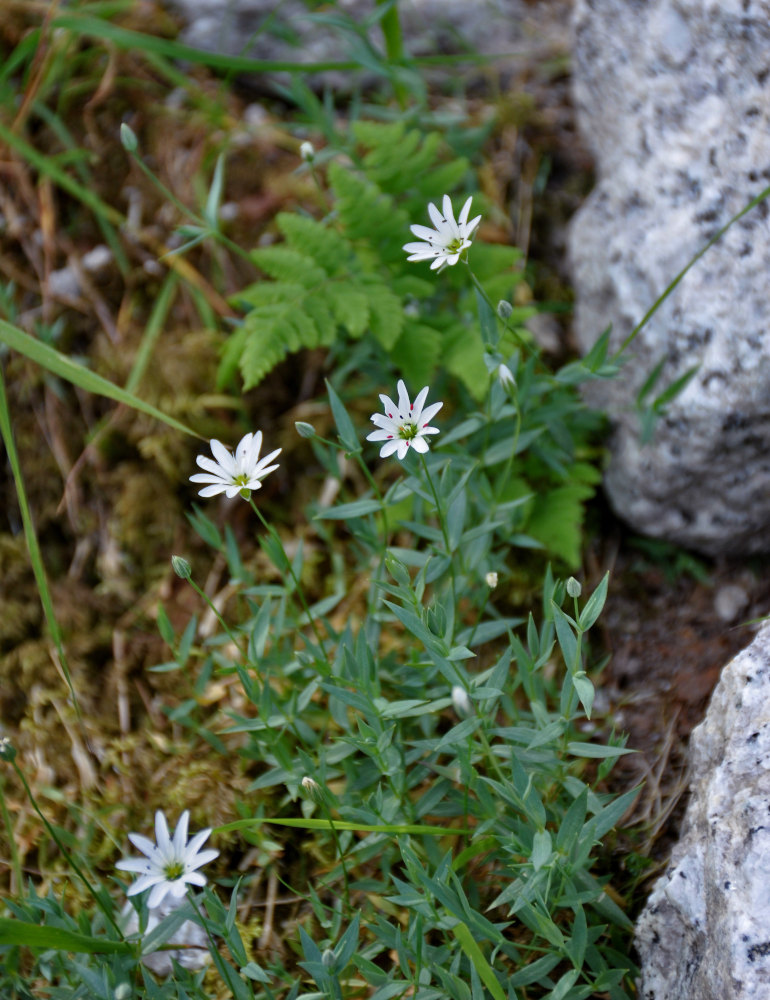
(403, 194, 481, 270)
(116, 810, 219, 910)
(190, 431, 281, 500)
(366, 379, 443, 460)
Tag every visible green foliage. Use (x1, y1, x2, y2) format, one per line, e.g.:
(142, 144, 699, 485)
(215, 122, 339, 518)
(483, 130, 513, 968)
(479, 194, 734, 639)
(224, 119, 522, 398)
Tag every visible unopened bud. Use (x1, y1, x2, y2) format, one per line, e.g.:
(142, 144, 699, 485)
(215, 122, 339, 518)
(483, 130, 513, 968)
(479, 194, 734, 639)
(497, 364, 516, 389)
(120, 123, 138, 152)
(295, 421, 316, 439)
(114, 985, 132, 1000)
(485, 571, 498, 588)
(566, 577, 582, 598)
(300, 141, 315, 163)
(171, 555, 192, 580)
(0, 737, 16, 762)
(496, 300, 514, 320)
(451, 685, 472, 717)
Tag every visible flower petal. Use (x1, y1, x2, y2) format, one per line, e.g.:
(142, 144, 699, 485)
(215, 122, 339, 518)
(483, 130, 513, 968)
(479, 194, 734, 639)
(379, 439, 401, 458)
(197, 484, 227, 497)
(209, 439, 236, 474)
(396, 380, 411, 417)
(127, 833, 158, 858)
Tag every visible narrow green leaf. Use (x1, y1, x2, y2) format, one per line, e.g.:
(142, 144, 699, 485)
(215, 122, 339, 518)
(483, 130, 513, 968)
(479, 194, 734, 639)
(314, 498, 382, 520)
(566, 742, 634, 759)
(0, 319, 198, 437)
(578, 571, 609, 631)
(551, 602, 579, 671)
(0, 369, 81, 719)
(0, 918, 131, 954)
(452, 922, 506, 1000)
(326, 379, 361, 453)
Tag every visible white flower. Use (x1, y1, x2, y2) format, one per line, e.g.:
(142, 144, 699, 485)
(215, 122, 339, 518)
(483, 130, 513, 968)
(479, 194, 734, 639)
(485, 571, 498, 588)
(451, 685, 472, 717)
(403, 194, 481, 270)
(190, 431, 281, 500)
(366, 379, 443, 460)
(116, 810, 219, 910)
(120, 897, 210, 976)
(300, 140, 315, 162)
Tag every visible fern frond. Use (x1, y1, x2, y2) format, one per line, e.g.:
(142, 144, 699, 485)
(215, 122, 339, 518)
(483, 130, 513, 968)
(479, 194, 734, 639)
(525, 482, 596, 568)
(443, 323, 488, 400)
(323, 282, 370, 338)
(328, 162, 407, 261)
(390, 321, 442, 388)
(251, 246, 326, 286)
(240, 308, 292, 390)
(362, 279, 403, 349)
(414, 159, 470, 201)
(234, 281, 305, 310)
(275, 212, 352, 274)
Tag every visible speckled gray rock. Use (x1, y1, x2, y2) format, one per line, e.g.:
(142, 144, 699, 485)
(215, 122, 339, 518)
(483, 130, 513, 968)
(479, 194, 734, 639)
(635, 621, 770, 999)
(166, 0, 570, 89)
(568, 0, 770, 555)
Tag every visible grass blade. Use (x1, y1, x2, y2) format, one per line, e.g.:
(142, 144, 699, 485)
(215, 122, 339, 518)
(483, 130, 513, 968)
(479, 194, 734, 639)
(0, 318, 199, 437)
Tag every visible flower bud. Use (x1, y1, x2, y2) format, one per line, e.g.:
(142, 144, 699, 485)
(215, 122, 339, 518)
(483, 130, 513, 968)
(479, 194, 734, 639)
(497, 363, 516, 389)
(295, 421, 316, 439)
(171, 555, 192, 580)
(451, 685, 472, 717)
(566, 576, 582, 598)
(496, 300, 514, 320)
(0, 737, 16, 762)
(485, 571, 498, 588)
(300, 141, 315, 163)
(120, 123, 138, 152)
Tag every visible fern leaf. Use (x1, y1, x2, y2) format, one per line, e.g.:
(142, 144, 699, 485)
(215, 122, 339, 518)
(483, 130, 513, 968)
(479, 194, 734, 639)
(275, 212, 351, 274)
(304, 297, 337, 346)
(234, 281, 305, 309)
(363, 279, 403, 349)
(240, 310, 291, 390)
(323, 282, 370, 338)
(328, 162, 408, 261)
(251, 246, 326, 286)
(525, 483, 596, 568)
(414, 159, 470, 201)
(390, 321, 442, 388)
(443, 323, 488, 401)
(351, 119, 405, 150)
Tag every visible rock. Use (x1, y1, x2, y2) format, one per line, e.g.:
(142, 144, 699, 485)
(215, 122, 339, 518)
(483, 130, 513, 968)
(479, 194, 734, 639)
(165, 0, 570, 90)
(634, 620, 770, 999)
(568, 0, 770, 556)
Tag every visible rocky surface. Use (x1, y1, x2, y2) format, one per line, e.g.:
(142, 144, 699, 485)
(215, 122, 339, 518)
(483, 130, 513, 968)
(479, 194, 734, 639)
(634, 620, 770, 999)
(568, 0, 770, 556)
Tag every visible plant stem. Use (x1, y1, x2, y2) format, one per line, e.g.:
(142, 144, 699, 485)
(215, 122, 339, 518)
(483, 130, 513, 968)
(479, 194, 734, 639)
(249, 499, 330, 663)
(10, 760, 122, 935)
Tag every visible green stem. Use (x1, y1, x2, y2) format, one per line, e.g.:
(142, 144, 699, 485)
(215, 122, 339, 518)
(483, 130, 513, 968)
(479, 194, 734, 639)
(185, 576, 247, 660)
(0, 776, 23, 894)
(418, 452, 458, 641)
(249, 500, 330, 663)
(10, 760, 122, 935)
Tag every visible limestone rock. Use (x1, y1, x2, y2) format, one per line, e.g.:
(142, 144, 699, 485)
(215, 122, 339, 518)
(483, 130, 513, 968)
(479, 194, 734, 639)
(635, 621, 770, 999)
(568, 0, 770, 555)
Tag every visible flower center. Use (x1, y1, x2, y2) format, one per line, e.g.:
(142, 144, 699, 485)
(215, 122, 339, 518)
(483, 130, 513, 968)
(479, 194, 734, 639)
(164, 860, 186, 882)
(234, 473, 250, 486)
(446, 237, 464, 253)
(398, 420, 418, 441)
